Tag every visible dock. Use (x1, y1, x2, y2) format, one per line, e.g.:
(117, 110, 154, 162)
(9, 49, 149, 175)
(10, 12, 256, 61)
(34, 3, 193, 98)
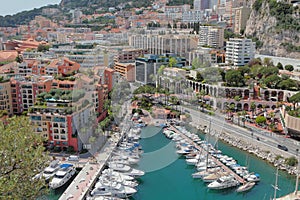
(169, 125, 246, 184)
(59, 133, 124, 200)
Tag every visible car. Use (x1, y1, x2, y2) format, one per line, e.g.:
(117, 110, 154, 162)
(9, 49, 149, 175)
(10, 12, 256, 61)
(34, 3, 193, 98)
(68, 155, 79, 161)
(277, 145, 288, 151)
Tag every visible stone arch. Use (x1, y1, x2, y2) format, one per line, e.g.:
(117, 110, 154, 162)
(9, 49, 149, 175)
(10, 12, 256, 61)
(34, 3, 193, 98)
(237, 103, 242, 111)
(257, 104, 263, 109)
(225, 88, 230, 98)
(244, 89, 250, 100)
(264, 91, 270, 101)
(237, 89, 243, 98)
(214, 87, 217, 97)
(271, 105, 276, 110)
(244, 103, 249, 111)
(278, 91, 284, 101)
(231, 89, 237, 98)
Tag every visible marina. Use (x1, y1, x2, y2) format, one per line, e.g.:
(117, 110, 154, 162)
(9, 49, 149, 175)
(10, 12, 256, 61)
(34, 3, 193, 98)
(132, 125, 299, 200)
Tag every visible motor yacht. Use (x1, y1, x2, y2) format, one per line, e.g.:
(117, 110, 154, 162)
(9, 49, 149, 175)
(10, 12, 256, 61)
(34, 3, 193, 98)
(49, 163, 76, 189)
(42, 160, 60, 181)
(91, 182, 137, 198)
(207, 175, 240, 190)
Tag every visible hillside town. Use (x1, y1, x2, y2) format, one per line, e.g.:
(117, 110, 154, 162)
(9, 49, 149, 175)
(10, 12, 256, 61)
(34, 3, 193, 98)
(0, 0, 300, 199)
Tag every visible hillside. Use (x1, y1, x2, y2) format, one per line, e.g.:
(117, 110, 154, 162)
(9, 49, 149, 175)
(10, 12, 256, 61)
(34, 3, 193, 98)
(245, 0, 300, 58)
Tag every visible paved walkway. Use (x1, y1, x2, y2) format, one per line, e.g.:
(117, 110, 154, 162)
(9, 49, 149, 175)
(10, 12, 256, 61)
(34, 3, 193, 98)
(59, 134, 122, 200)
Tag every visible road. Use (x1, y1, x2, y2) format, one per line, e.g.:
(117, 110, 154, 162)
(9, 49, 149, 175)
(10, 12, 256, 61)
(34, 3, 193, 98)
(180, 105, 300, 157)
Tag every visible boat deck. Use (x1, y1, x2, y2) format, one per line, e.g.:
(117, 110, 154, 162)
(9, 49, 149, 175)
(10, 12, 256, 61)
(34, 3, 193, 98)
(169, 125, 246, 184)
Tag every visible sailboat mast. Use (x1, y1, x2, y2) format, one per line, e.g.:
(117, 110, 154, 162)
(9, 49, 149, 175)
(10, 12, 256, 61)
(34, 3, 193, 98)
(206, 118, 211, 172)
(273, 168, 279, 200)
(294, 151, 299, 195)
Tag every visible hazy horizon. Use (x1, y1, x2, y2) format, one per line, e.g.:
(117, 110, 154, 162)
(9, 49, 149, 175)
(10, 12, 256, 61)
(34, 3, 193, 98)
(0, 0, 61, 16)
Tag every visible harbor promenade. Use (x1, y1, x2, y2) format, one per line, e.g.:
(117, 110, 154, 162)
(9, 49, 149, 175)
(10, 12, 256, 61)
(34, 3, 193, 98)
(59, 133, 123, 200)
(169, 125, 246, 184)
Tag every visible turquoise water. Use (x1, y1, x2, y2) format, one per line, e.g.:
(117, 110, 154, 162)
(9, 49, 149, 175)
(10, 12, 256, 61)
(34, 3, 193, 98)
(133, 126, 299, 200)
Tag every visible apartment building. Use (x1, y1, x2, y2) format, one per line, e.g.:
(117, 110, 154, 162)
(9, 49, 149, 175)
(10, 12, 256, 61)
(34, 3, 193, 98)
(129, 34, 198, 57)
(233, 6, 251, 34)
(182, 10, 205, 23)
(114, 62, 135, 82)
(135, 54, 168, 85)
(199, 26, 224, 48)
(0, 79, 13, 115)
(225, 38, 255, 66)
(114, 48, 148, 63)
(29, 100, 95, 152)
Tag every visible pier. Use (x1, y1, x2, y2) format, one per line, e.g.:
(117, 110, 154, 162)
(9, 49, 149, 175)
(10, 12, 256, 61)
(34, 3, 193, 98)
(169, 125, 246, 184)
(59, 132, 124, 200)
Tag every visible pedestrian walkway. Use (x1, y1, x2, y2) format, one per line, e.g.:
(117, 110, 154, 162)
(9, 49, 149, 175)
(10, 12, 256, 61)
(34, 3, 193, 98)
(59, 134, 123, 200)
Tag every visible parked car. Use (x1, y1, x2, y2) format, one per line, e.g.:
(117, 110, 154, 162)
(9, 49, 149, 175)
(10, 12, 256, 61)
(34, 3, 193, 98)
(68, 155, 79, 161)
(277, 145, 288, 151)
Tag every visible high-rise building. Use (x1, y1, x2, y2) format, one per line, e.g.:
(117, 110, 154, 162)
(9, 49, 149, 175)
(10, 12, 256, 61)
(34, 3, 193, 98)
(135, 55, 167, 85)
(233, 6, 251, 34)
(194, 0, 209, 10)
(225, 38, 256, 66)
(199, 26, 224, 48)
(129, 34, 198, 58)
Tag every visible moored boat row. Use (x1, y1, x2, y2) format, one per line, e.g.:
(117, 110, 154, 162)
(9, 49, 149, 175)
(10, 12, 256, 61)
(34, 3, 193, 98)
(163, 125, 259, 192)
(88, 127, 145, 199)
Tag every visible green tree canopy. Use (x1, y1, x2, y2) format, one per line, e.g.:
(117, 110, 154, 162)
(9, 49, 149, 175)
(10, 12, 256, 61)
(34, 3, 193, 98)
(284, 64, 294, 72)
(276, 62, 283, 70)
(262, 74, 281, 88)
(168, 57, 177, 67)
(278, 79, 298, 90)
(225, 70, 244, 87)
(0, 116, 49, 199)
(256, 116, 266, 124)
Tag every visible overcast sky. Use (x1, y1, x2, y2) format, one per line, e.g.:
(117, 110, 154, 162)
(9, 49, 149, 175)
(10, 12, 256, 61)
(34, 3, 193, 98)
(0, 0, 61, 16)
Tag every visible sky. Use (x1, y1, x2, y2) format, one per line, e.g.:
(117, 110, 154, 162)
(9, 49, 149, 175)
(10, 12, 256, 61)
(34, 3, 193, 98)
(0, 0, 61, 16)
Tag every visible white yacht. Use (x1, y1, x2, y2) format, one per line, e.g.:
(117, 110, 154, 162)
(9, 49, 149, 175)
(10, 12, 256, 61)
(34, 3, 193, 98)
(101, 169, 134, 181)
(42, 160, 60, 181)
(244, 173, 260, 182)
(207, 175, 240, 190)
(108, 163, 144, 177)
(236, 181, 255, 193)
(91, 182, 137, 198)
(49, 163, 76, 189)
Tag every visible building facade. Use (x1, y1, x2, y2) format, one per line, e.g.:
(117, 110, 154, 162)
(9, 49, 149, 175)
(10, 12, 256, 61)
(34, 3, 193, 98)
(129, 34, 198, 58)
(0, 80, 12, 115)
(225, 38, 255, 66)
(199, 26, 224, 48)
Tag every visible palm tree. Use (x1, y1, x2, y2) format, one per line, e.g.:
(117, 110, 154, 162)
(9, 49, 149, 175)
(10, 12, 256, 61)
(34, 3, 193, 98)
(250, 102, 256, 116)
(241, 110, 248, 127)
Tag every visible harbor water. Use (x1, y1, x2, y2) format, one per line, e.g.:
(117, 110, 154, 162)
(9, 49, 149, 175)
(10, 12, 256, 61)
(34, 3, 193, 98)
(133, 125, 299, 200)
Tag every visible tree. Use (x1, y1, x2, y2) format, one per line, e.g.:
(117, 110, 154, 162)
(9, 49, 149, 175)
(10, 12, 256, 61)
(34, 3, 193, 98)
(255, 116, 266, 124)
(288, 92, 300, 110)
(0, 116, 48, 199)
(285, 156, 298, 167)
(285, 64, 294, 72)
(195, 72, 203, 82)
(225, 70, 244, 87)
(262, 74, 281, 88)
(250, 102, 256, 115)
(37, 44, 50, 52)
(278, 79, 298, 90)
(276, 62, 283, 70)
(168, 57, 177, 67)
